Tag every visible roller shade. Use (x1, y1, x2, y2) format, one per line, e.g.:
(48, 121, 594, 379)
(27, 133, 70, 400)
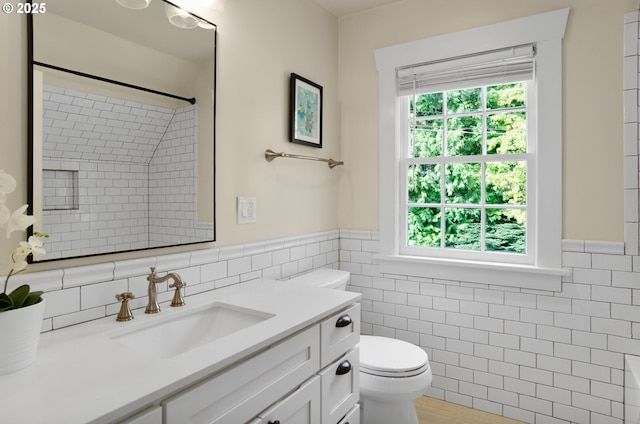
(397, 44, 535, 96)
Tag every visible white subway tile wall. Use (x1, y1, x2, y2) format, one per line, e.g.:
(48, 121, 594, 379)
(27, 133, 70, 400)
(624, 11, 640, 256)
(42, 158, 150, 258)
(8, 230, 340, 333)
(148, 106, 210, 246)
(40, 86, 213, 258)
(42, 86, 175, 163)
(42, 169, 78, 210)
(339, 229, 640, 424)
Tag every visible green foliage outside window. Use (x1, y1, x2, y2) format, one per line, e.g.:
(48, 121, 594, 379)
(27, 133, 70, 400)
(407, 83, 527, 254)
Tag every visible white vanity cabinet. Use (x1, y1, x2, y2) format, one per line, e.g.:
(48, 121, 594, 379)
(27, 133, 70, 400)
(319, 348, 359, 424)
(255, 376, 322, 424)
(0, 279, 363, 424)
(318, 304, 361, 424)
(253, 304, 362, 424)
(319, 304, 360, 369)
(163, 326, 320, 424)
(119, 303, 361, 424)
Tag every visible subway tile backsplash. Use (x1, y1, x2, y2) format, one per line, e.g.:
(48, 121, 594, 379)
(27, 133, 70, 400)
(8, 230, 340, 332)
(339, 229, 640, 424)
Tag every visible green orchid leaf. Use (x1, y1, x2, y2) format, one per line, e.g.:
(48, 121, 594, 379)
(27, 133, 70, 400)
(0, 293, 14, 309)
(22, 291, 43, 307)
(8, 284, 31, 308)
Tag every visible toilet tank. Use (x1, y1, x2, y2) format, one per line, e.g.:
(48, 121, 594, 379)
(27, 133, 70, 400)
(288, 269, 350, 290)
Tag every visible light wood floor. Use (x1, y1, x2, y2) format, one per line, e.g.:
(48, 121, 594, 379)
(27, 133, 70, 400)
(415, 396, 524, 424)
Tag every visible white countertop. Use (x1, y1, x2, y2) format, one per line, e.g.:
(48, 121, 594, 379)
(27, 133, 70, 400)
(0, 279, 361, 424)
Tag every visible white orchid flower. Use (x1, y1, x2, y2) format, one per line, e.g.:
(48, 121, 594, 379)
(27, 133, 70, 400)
(10, 257, 28, 273)
(26, 235, 46, 261)
(0, 170, 16, 204)
(5, 205, 36, 239)
(9, 243, 31, 274)
(13, 243, 31, 259)
(0, 171, 47, 297)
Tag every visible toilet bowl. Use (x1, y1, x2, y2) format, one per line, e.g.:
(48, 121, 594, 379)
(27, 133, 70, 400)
(287, 268, 432, 424)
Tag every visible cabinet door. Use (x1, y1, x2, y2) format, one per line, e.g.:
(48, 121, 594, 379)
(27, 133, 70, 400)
(258, 376, 321, 424)
(163, 325, 320, 424)
(320, 304, 360, 368)
(319, 348, 359, 424)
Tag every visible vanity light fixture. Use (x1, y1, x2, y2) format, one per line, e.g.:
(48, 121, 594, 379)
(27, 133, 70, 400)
(114, 0, 218, 29)
(164, 3, 199, 29)
(115, 0, 152, 9)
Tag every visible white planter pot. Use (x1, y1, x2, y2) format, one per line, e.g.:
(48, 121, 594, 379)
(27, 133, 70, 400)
(0, 299, 45, 376)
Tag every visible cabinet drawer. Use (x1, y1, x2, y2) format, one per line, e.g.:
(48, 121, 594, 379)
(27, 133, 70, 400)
(257, 376, 321, 424)
(319, 348, 359, 424)
(338, 404, 360, 424)
(163, 325, 320, 424)
(320, 304, 360, 368)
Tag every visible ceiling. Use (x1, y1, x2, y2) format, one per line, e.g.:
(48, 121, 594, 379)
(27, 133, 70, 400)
(313, 0, 403, 17)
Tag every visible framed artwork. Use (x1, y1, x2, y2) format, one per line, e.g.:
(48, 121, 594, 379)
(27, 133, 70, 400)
(290, 73, 323, 148)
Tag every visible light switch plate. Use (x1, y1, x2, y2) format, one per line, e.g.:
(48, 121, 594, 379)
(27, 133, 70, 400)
(237, 197, 256, 224)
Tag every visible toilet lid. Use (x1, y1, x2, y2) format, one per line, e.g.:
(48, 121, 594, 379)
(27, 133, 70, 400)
(359, 335, 429, 377)
(288, 269, 349, 289)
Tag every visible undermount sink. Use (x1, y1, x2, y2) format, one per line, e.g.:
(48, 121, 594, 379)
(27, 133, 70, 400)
(110, 302, 275, 359)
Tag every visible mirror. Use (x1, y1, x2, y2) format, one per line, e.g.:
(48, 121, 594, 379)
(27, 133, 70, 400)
(28, 0, 216, 261)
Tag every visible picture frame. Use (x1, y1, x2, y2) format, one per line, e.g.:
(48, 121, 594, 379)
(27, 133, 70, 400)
(289, 73, 323, 148)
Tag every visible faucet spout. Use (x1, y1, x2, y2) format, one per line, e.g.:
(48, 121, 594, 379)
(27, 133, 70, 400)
(145, 267, 184, 314)
(145, 267, 161, 314)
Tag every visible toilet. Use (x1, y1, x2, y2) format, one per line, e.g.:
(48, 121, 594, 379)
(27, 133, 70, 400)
(287, 268, 433, 424)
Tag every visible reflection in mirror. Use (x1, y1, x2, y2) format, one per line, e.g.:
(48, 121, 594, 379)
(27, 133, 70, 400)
(29, 0, 216, 261)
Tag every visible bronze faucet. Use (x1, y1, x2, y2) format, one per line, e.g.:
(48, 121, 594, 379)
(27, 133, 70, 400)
(145, 267, 185, 314)
(115, 292, 135, 321)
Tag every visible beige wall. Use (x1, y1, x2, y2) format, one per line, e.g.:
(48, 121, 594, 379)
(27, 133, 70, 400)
(338, 0, 636, 242)
(0, 0, 633, 273)
(0, 0, 339, 271)
(213, 0, 340, 244)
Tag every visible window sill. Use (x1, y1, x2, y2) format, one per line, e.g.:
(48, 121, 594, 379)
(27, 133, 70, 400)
(376, 254, 568, 291)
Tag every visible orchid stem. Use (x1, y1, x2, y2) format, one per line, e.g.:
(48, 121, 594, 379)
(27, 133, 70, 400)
(3, 270, 13, 294)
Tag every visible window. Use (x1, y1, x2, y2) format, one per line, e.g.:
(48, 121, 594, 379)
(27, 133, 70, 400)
(374, 9, 569, 290)
(402, 79, 533, 263)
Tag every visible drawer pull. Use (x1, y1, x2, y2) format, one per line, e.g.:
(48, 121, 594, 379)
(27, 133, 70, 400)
(335, 314, 352, 328)
(336, 360, 352, 375)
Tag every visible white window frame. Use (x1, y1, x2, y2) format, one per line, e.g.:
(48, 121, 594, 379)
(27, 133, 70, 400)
(374, 9, 570, 291)
(399, 81, 535, 263)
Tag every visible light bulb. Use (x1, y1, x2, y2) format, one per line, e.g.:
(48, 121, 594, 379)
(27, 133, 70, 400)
(165, 3, 198, 29)
(115, 0, 151, 9)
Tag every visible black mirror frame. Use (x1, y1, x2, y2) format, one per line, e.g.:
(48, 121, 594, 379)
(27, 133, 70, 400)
(26, 0, 217, 263)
